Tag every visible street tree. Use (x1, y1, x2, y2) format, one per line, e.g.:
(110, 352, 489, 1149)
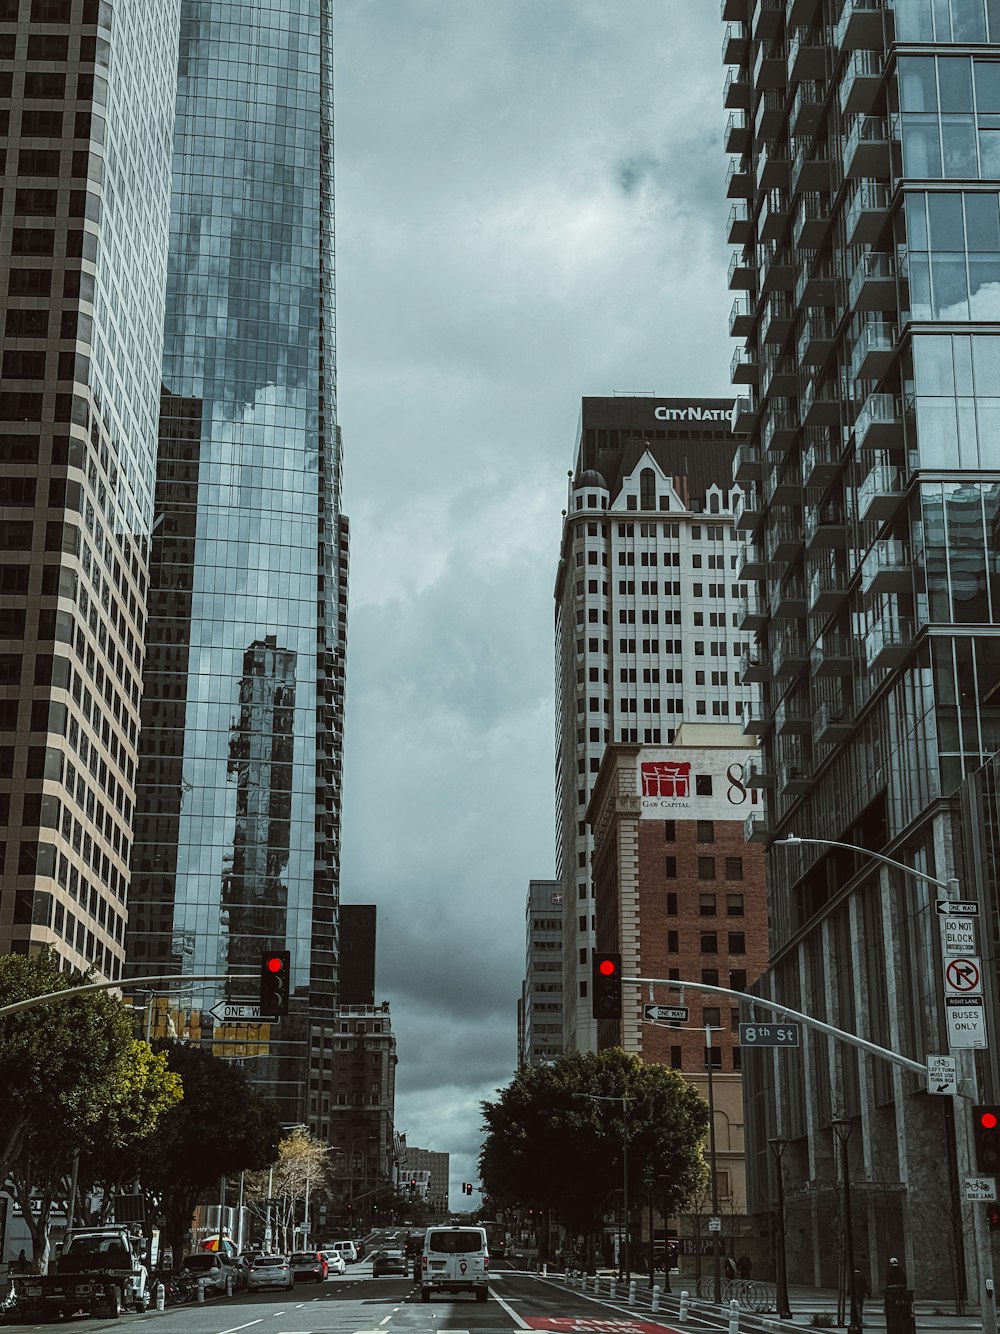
(479, 1048, 709, 1260)
(137, 1040, 282, 1262)
(244, 1126, 336, 1252)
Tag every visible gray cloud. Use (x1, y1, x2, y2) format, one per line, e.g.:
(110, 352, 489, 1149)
(336, 0, 732, 1205)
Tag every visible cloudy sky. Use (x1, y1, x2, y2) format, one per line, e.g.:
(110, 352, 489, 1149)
(335, 0, 733, 1207)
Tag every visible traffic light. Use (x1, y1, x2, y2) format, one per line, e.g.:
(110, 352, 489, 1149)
(259, 949, 290, 1018)
(592, 950, 622, 1021)
(988, 1204, 1000, 1232)
(464, 1183, 473, 1195)
(974, 1106, 1000, 1173)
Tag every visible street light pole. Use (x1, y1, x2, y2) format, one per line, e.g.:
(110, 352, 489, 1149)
(831, 1118, 861, 1334)
(768, 1137, 791, 1320)
(706, 1025, 721, 1305)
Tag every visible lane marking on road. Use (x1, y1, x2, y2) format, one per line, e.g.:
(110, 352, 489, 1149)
(214, 1321, 264, 1334)
(380, 1317, 393, 1325)
(490, 1287, 530, 1328)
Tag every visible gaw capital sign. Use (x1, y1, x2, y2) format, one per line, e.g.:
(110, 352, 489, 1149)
(637, 748, 760, 820)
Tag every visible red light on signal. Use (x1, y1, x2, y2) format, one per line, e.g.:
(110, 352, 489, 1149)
(598, 959, 617, 977)
(982, 1112, 999, 1130)
(266, 955, 284, 973)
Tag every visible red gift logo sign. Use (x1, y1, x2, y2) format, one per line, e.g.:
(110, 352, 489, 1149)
(640, 760, 691, 798)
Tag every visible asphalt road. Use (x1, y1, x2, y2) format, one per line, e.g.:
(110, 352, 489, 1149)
(3, 1259, 686, 1334)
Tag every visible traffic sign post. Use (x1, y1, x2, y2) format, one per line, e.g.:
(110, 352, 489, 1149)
(739, 1022, 800, 1047)
(965, 1179, 998, 1203)
(926, 1054, 958, 1095)
(643, 1004, 688, 1023)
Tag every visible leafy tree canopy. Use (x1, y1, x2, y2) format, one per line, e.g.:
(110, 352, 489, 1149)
(479, 1048, 709, 1234)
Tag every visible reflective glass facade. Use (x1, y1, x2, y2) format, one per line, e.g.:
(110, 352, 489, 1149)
(125, 0, 345, 1123)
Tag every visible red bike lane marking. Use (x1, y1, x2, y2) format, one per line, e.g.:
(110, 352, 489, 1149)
(523, 1319, 681, 1334)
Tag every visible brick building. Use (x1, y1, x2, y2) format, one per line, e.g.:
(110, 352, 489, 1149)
(587, 723, 768, 1254)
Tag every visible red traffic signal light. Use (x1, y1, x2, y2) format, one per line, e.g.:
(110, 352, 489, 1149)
(988, 1204, 1000, 1232)
(592, 950, 622, 1021)
(974, 1106, 1000, 1174)
(259, 949, 290, 1018)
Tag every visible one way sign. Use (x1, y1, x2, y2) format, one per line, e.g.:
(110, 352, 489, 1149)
(644, 1004, 689, 1023)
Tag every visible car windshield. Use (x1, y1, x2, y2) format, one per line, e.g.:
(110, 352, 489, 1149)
(426, 1231, 485, 1254)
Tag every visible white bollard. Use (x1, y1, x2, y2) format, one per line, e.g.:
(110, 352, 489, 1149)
(542, 1263, 547, 1277)
(610, 1278, 617, 1298)
(591, 1274, 599, 1293)
(226, 1273, 233, 1297)
(197, 1278, 206, 1303)
(679, 1288, 690, 1320)
(651, 1284, 661, 1312)
(155, 1282, 165, 1312)
(729, 1297, 740, 1334)
(628, 1279, 636, 1306)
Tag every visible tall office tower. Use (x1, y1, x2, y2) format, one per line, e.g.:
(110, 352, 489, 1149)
(554, 396, 754, 1052)
(726, 0, 1000, 1296)
(0, 1, 179, 972)
(519, 879, 563, 1067)
(124, 0, 346, 1124)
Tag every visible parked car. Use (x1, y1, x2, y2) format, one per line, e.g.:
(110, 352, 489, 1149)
(289, 1251, 327, 1283)
(372, 1247, 408, 1278)
(246, 1255, 294, 1292)
(181, 1253, 231, 1295)
(321, 1250, 347, 1275)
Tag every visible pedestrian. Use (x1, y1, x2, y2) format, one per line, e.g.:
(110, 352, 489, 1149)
(14, 1250, 27, 1273)
(738, 1253, 752, 1279)
(886, 1257, 907, 1289)
(725, 1253, 737, 1280)
(852, 1267, 870, 1317)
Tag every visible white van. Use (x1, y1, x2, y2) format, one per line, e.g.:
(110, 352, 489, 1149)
(419, 1225, 489, 1302)
(329, 1240, 358, 1265)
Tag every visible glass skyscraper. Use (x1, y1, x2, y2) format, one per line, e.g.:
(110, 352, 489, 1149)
(124, 0, 347, 1126)
(726, 0, 1000, 1299)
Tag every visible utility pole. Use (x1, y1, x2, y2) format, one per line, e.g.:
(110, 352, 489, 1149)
(706, 1025, 721, 1305)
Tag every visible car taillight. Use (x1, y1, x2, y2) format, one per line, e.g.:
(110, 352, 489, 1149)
(421, 1256, 427, 1270)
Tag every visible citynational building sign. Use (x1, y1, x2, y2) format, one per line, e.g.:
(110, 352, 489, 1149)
(652, 404, 733, 424)
(636, 748, 761, 821)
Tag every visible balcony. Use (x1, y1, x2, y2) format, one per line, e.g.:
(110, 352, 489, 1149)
(726, 110, 751, 155)
(732, 345, 759, 385)
(851, 319, 897, 381)
(787, 27, 828, 83)
(762, 404, 800, 457)
(764, 456, 803, 506)
(843, 115, 891, 179)
(745, 808, 770, 843)
(726, 156, 753, 199)
(797, 312, 836, 367)
(771, 575, 808, 619)
(849, 249, 899, 313)
(790, 81, 825, 137)
(786, 0, 821, 22)
(739, 647, 771, 685)
(856, 392, 903, 451)
(808, 564, 848, 613)
(778, 759, 812, 795)
(734, 484, 764, 532)
(737, 589, 769, 631)
(861, 539, 911, 596)
(857, 454, 906, 523)
(738, 540, 767, 580)
(839, 50, 884, 117)
(730, 294, 754, 337)
(760, 188, 792, 241)
(752, 0, 786, 40)
(775, 695, 812, 734)
(800, 373, 840, 428)
(772, 628, 809, 677)
(805, 504, 846, 549)
(728, 248, 756, 290)
(722, 0, 749, 20)
(724, 66, 752, 109)
(757, 146, 791, 192)
(795, 255, 838, 309)
(846, 179, 893, 246)
(755, 88, 786, 145)
(790, 139, 832, 194)
(761, 292, 794, 345)
(733, 437, 764, 482)
(728, 200, 751, 245)
(865, 613, 914, 672)
(837, 0, 885, 50)
(743, 757, 774, 791)
(723, 21, 750, 65)
(801, 427, 840, 486)
(732, 396, 757, 434)
(755, 38, 788, 91)
(761, 352, 798, 399)
(793, 191, 832, 249)
(814, 698, 854, 745)
(810, 633, 853, 676)
(761, 245, 796, 294)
